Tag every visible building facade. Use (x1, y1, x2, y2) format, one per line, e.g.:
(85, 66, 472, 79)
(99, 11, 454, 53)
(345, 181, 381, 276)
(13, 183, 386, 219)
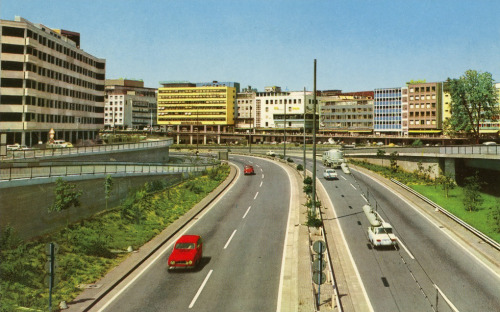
(157, 81, 236, 133)
(373, 87, 403, 135)
(104, 79, 157, 130)
(0, 16, 106, 146)
(406, 82, 442, 136)
(319, 95, 374, 135)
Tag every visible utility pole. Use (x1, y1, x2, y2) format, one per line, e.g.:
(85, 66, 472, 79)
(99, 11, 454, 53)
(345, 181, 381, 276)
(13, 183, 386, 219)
(284, 98, 287, 159)
(196, 107, 199, 155)
(303, 87, 307, 177)
(312, 59, 317, 214)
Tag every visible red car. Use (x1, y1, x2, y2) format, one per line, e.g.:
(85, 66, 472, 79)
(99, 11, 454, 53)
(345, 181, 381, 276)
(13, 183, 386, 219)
(244, 165, 255, 175)
(168, 235, 203, 270)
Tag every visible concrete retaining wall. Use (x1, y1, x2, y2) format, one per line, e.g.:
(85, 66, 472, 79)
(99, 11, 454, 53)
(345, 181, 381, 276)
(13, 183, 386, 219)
(0, 173, 182, 240)
(347, 155, 441, 179)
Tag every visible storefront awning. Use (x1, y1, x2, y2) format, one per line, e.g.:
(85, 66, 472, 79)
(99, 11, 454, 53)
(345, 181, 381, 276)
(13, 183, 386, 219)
(479, 130, 499, 133)
(408, 130, 442, 133)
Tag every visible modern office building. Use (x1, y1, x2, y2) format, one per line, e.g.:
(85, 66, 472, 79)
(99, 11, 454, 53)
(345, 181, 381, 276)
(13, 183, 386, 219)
(319, 94, 374, 135)
(0, 16, 106, 146)
(406, 82, 442, 136)
(104, 79, 157, 130)
(373, 87, 403, 136)
(255, 86, 316, 133)
(235, 86, 256, 131)
(157, 81, 236, 133)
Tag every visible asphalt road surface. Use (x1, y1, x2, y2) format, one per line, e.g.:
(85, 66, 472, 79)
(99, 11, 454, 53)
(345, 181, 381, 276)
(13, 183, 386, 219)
(99, 156, 291, 312)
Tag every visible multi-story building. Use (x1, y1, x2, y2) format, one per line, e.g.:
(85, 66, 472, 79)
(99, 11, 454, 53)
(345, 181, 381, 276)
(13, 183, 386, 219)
(319, 94, 374, 135)
(479, 82, 500, 136)
(0, 16, 106, 146)
(105, 79, 157, 130)
(255, 86, 316, 133)
(406, 82, 442, 136)
(373, 87, 403, 136)
(235, 86, 256, 131)
(157, 81, 236, 133)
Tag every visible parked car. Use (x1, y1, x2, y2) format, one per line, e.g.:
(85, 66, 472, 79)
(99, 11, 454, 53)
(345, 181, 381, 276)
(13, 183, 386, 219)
(368, 222, 398, 249)
(483, 141, 497, 146)
(244, 165, 255, 175)
(323, 168, 338, 180)
(266, 150, 276, 156)
(47, 140, 73, 148)
(7, 144, 21, 151)
(168, 235, 203, 270)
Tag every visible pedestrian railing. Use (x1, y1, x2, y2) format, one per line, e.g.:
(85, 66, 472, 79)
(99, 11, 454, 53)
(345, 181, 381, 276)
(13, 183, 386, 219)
(0, 160, 220, 182)
(2, 139, 174, 161)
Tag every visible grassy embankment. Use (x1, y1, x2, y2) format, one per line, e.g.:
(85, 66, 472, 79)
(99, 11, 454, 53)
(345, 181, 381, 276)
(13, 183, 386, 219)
(0, 164, 229, 312)
(349, 160, 500, 243)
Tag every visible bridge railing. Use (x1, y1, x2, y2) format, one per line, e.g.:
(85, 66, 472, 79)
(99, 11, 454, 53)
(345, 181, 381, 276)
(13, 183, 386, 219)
(439, 145, 499, 155)
(2, 139, 174, 161)
(0, 160, 219, 182)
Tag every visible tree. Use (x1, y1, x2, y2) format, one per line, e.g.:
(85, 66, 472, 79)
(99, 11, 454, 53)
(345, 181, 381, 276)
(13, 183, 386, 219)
(447, 70, 499, 144)
(49, 178, 82, 212)
(463, 172, 485, 212)
(436, 170, 456, 198)
(389, 151, 399, 172)
(104, 175, 114, 210)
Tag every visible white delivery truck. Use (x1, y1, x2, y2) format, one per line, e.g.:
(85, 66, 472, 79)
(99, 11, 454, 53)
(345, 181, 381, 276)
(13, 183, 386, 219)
(322, 149, 344, 168)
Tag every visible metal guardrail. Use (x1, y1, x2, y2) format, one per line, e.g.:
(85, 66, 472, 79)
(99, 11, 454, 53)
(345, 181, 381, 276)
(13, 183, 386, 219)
(2, 139, 174, 161)
(343, 144, 499, 156)
(391, 178, 500, 251)
(439, 145, 499, 155)
(0, 161, 219, 182)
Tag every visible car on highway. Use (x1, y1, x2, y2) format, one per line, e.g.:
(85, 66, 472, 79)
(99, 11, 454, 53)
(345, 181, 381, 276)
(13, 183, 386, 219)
(368, 222, 398, 249)
(7, 144, 22, 151)
(323, 168, 338, 180)
(244, 165, 255, 175)
(266, 150, 276, 156)
(483, 141, 497, 145)
(168, 235, 203, 270)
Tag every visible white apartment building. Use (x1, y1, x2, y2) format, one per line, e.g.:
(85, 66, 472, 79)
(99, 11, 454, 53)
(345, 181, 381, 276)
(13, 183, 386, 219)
(0, 16, 106, 146)
(105, 79, 157, 130)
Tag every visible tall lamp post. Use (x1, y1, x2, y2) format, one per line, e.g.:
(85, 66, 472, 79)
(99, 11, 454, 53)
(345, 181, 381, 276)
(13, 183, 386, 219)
(249, 106, 253, 153)
(196, 108, 199, 155)
(312, 59, 317, 215)
(284, 99, 287, 159)
(303, 87, 307, 177)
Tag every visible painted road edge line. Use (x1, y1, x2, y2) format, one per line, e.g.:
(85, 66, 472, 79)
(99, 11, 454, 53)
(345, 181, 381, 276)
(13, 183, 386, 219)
(189, 270, 214, 309)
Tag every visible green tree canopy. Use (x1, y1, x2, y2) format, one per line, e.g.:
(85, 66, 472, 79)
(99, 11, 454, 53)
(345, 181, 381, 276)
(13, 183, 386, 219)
(447, 70, 499, 143)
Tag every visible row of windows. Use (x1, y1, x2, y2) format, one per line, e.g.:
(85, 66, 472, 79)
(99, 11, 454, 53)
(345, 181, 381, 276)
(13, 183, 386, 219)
(26, 46, 105, 80)
(158, 117, 226, 122)
(157, 100, 227, 105)
(409, 111, 436, 117)
(0, 25, 106, 68)
(374, 117, 402, 121)
(22, 62, 103, 91)
(158, 106, 226, 110)
(409, 120, 437, 125)
(264, 99, 302, 104)
(0, 112, 102, 124)
(409, 95, 436, 100)
(322, 115, 373, 120)
(159, 88, 227, 94)
(409, 86, 436, 93)
(0, 95, 104, 113)
(323, 108, 373, 113)
(1, 78, 104, 102)
(374, 125, 402, 130)
(159, 112, 226, 116)
(408, 103, 436, 109)
(159, 94, 228, 99)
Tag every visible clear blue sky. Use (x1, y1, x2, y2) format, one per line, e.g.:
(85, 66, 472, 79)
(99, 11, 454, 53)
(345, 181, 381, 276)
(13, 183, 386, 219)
(2, 0, 499, 91)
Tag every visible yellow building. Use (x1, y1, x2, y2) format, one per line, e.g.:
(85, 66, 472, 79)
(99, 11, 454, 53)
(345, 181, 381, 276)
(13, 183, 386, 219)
(157, 83, 235, 130)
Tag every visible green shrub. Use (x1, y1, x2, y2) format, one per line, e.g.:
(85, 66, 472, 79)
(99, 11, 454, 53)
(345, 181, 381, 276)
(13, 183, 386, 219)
(287, 157, 294, 163)
(296, 164, 304, 171)
(303, 176, 312, 185)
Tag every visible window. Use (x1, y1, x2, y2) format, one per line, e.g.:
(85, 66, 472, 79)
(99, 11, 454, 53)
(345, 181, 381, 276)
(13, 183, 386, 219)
(2, 26, 24, 37)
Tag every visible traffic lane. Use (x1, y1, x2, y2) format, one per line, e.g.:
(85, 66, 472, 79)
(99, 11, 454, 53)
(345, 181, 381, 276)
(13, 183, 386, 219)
(352, 170, 500, 311)
(191, 161, 290, 311)
(317, 165, 433, 311)
(102, 157, 290, 312)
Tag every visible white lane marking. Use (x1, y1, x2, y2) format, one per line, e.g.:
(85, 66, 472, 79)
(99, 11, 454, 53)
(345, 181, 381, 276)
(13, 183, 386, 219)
(243, 206, 252, 219)
(97, 165, 240, 312)
(361, 194, 368, 202)
(262, 174, 265, 179)
(260, 167, 263, 172)
(316, 175, 374, 311)
(353, 168, 500, 279)
(276, 160, 294, 312)
(398, 240, 415, 259)
(341, 176, 347, 180)
(254, 192, 259, 200)
(189, 270, 213, 309)
(260, 181, 263, 187)
(434, 284, 459, 312)
(249, 161, 253, 164)
(224, 230, 237, 249)
(256, 164, 260, 168)
(350, 183, 357, 190)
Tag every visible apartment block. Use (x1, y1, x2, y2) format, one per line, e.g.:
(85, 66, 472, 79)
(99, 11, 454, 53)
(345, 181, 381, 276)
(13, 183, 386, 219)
(235, 86, 256, 131)
(373, 88, 403, 135)
(105, 79, 157, 130)
(319, 94, 374, 135)
(157, 81, 236, 133)
(406, 82, 442, 135)
(0, 16, 106, 146)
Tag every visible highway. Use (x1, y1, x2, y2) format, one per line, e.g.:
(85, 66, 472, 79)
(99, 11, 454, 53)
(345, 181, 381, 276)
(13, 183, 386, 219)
(301, 155, 500, 312)
(96, 156, 292, 312)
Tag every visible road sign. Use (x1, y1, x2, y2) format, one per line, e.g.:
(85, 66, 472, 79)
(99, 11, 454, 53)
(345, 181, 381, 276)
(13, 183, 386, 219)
(313, 258, 326, 271)
(313, 240, 326, 254)
(313, 272, 326, 285)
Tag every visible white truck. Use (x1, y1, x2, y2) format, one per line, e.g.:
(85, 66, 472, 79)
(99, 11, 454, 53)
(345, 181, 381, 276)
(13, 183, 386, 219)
(322, 149, 344, 168)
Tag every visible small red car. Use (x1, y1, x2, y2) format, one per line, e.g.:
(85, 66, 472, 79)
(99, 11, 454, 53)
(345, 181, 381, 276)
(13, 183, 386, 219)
(244, 165, 255, 175)
(168, 235, 203, 270)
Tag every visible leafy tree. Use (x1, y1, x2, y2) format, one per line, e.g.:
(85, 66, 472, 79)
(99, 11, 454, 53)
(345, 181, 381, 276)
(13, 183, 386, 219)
(447, 70, 499, 144)
(389, 151, 399, 172)
(104, 175, 114, 210)
(49, 178, 82, 212)
(463, 172, 485, 212)
(376, 149, 386, 157)
(412, 139, 423, 147)
(436, 170, 456, 198)
(489, 200, 500, 233)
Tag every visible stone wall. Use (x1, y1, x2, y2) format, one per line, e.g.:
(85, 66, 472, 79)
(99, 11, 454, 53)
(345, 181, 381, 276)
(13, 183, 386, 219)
(347, 155, 441, 179)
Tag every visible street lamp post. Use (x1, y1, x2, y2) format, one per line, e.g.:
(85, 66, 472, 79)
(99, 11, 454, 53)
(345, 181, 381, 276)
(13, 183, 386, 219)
(196, 108, 199, 155)
(284, 99, 287, 159)
(303, 87, 307, 177)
